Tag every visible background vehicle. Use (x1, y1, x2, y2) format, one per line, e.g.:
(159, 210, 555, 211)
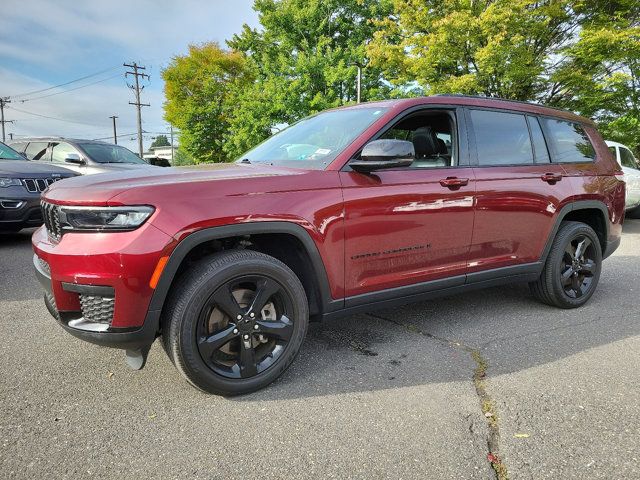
(0, 142, 76, 232)
(606, 140, 640, 218)
(33, 96, 625, 395)
(9, 138, 157, 175)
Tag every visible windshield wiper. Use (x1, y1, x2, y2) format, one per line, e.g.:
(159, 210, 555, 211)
(239, 158, 251, 164)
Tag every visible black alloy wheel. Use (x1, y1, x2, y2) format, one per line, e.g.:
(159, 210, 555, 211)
(530, 221, 602, 309)
(163, 250, 308, 395)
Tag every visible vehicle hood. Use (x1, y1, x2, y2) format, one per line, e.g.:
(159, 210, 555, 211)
(93, 163, 156, 172)
(43, 162, 308, 204)
(0, 160, 76, 177)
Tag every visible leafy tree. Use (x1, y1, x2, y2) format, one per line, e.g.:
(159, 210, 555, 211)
(367, 0, 575, 100)
(150, 134, 170, 148)
(162, 42, 253, 162)
(224, 0, 394, 159)
(551, 1, 640, 154)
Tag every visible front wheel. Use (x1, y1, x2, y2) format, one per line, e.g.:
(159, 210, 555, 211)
(162, 250, 308, 395)
(529, 221, 602, 308)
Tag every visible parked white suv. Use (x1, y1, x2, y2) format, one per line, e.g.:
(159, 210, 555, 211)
(606, 140, 640, 218)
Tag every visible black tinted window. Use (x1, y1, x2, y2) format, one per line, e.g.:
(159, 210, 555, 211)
(471, 110, 533, 166)
(25, 142, 49, 161)
(528, 117, 550, 163)
(541, 119, 595, 162)
(620, 147, 638, 169)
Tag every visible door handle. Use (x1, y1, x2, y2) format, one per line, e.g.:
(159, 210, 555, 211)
(439, 177, 469, 189)
(541, 173, 562, 184)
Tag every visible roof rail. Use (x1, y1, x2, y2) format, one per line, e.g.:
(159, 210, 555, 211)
(432, 94, 574, 116)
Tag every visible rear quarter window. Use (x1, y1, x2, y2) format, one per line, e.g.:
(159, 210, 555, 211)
(540, 118, 595, 163)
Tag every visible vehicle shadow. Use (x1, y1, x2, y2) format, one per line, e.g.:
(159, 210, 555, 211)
(238, 248, 640, 401)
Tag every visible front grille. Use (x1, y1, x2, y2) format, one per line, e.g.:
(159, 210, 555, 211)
(41, 201, 62, 240)
(22, 177, 61, 193)
(79, 294, 115, 325)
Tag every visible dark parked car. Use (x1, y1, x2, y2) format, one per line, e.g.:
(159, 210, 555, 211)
(9, 137, 156, 175)
(0, 142, 76, 232)
(33, 95, 624, 395)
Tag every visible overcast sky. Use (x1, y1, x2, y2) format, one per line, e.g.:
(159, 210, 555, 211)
(0, 0, 259, 152)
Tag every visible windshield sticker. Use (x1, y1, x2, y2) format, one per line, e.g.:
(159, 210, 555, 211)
(315, 148, 331, 155)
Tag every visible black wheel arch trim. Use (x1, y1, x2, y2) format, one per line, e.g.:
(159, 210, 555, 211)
(147, 222, 341, 319)
(540, 200, 610, 263)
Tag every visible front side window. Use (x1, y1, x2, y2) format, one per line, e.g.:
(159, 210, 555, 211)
(541, 119, 595, 162)
(379, 111, 456, 168)
(78, 143, 146, 164)
(25, 142, 49, 161)
(0, 142, 24, 160)
(619, 147, 638, 169)
(238, 107, 387, 170)
(51, 142, 79, 164)
(470, 110, 533, 166)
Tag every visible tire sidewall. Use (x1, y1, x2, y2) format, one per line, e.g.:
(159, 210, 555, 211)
(549, 224, 602, 307)
(172, 253, 308, 395)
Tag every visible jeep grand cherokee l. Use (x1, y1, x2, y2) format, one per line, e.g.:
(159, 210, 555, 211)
(32, 96, 625, 395)
(0, 141, 76, 232)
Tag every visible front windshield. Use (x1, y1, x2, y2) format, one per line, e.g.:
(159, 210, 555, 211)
(0, 142, 24, 160)
(78, 143, 147, 164)
(239, 107, 388, 169)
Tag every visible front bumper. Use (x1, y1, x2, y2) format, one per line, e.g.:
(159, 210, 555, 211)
(0, 193, 43, 231)
(32, 222, 175, 349)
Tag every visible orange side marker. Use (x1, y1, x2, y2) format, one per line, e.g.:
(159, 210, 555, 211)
(149, 256, 169, 289)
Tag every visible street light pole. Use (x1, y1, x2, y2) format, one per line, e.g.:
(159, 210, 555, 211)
(356, 65, 362, 104)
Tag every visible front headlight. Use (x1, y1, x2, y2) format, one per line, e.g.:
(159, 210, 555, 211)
(58, 206, 155, 232)
(0, 178, 22, 188)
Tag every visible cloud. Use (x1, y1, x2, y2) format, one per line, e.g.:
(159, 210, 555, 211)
(0, 0, 259, 151)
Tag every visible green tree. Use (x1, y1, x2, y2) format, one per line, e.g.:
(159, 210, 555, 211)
(162, 42, 253, 163)
(150, 134, 170, 148)
(367, 0, 574, 100)
(224, 0, 394, 159)
(551, 1, 640, 154)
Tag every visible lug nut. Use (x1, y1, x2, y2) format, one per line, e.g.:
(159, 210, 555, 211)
(254, 324, 259, 330)
(243, 334, 250, 340)
(233, 329, 238, 334)
(250, 312, 255, 318)
(237, 315, 242, 320)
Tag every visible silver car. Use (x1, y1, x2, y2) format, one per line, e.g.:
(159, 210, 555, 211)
(606, 140, 640, 218)
(8, 138, 157, 175)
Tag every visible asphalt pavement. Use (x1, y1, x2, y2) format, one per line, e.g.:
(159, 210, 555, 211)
(1, 221, 639, 479)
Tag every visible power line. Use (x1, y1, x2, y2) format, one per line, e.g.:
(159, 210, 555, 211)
(6, 105, 101, 127)
(18, 73, 122, 103)
(9, 66, 121, 99)
(124, 62, 150, 157)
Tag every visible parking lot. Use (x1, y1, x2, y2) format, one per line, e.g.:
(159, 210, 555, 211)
(0, 220, 638, 479)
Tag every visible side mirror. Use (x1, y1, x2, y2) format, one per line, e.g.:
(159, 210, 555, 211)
(349, 139, 414, 174)
(64, 153, 85, 165)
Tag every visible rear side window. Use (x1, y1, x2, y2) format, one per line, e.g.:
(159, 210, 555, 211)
(619, 147, 638, 169)
(25, 142, 49, 161)
(541, 119, 595, 162)
(470, 110, 533, 166)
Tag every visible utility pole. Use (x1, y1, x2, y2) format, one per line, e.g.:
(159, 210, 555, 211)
(124, 62, 150, 157)
(109, 115, 118, 145)
(0, 97, 14, 143)
(169, 125, 174, 164)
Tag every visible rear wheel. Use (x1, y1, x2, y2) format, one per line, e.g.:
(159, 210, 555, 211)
(162, 250, 308, 395)
(529, 221, 602, 308)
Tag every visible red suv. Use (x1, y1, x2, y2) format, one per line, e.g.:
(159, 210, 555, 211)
(33, 96, 625, 395)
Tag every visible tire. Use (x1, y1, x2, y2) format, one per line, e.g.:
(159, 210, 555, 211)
(162, 249, 308, 396)
(626, 205, 640, 219)
(529, 221, 602, 309)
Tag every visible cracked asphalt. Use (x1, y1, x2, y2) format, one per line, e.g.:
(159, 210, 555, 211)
(1, 220, 639, 479)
